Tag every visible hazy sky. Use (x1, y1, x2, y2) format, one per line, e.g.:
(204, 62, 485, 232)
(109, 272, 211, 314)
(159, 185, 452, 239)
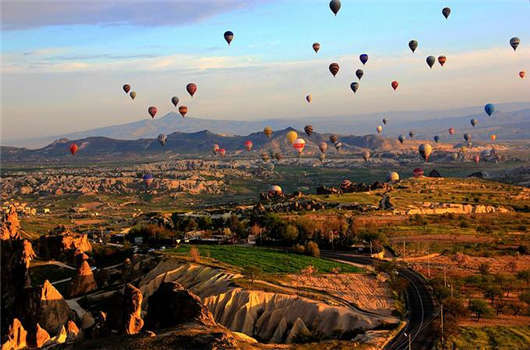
(1, 0, 529, 141)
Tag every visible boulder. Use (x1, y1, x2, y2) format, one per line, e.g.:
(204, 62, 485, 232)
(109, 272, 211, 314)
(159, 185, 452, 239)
(1, 318, 27, 350)
(68, 260, 97, 298)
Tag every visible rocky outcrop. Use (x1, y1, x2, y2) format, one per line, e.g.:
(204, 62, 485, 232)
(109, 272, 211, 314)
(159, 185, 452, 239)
(123, 284, 144, 335)
(32, 324, 50, 348)
(37, 228, 92, 260)
(21, 240, 36, 269)
(395, 202, 512, 215)
(1, 318, 27, 350)
(66, 320, 80, 342)
(285, 317, 312, 344)
(1, 206, 21, 240)
(146, 281, 216, 330)
(68, 260, 97, 298)
(378, 195, 393, 210)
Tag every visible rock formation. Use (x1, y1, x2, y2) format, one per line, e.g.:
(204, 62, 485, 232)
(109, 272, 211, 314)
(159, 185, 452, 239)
(32, 323, 50, 348)
(68, 260, 97, 298)
(66, 320, 80, 342)
(1, 318, 27, 350)
(1, 206, 21, 240)
(111, 284, 145, 335)
(37, 227, 92, 260)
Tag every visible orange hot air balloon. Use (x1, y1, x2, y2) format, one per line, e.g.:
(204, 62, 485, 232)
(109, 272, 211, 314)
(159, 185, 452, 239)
(490, 134, 496, 142)
(438, 56, 446, 66)
(244, 140, 253, 151)
(186, 83, 197, 97)
(178, 105, 188, 117)
(391, 81, 399, 91)
(69, 143, 78, 155)
(148, 106, 157, 118)
(520, 71, 526, 79)
(313, 43, 320, 53)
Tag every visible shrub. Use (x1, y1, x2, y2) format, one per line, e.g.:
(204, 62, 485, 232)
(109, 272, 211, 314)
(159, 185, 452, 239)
(468, 299, 493, 321)
(292, 243, 306, 254)
(283, 224, 299, 242)
(305, 241, 320, 257)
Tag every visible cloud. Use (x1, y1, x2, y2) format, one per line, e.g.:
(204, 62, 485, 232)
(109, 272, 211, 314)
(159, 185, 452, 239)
(1, 0, 269, 30)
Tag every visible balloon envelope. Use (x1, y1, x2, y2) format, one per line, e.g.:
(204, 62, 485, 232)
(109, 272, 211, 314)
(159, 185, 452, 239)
(438, 56, 446, 66)
(434, 136, 440, 143)
(69, 143, 78, 155)
(319, 142, 328, 153)
(293, 138, 306, 153)
(520, 71, 526, 79)
(409, 40, 418, 53)
(442, 7, 451, 19)
(362, 150, 370, 162)
(306, 94, 312, 103)
(329, 135, 338, 144)
(171, 96, 179, 107)
(158, 134, 167, 146)
(448, 128, 455, 135)
(329, 0, 341, 15)
(350, 82, 359, 93)
(391, 81, 399, 90)
(490, 134, 496, 141)
(304, 125, 313, 136)
(264, 127, 273, 138)
(398, 135, 404, 144)
(224, 31, 234, 45)
(143, 174, 154, 187)
(313, 43, 320, 53)
(286, 131, 298, 144)
(148, 106, 157, 118)
(484, 103, 495, 116)
(123, 84, 130, 93)
(426, 56, 435, 68)
(129, 91, 136, 100)
(419, 143, 433, 161)
(388, 171, 400, 183)
(356, 69, 364, 80)
(510, 37, 520, 51)
(329, 63, 340, 77)
(186, 83, 197, 97)
(359, 54, 368, 65)
(244, 140, 253, 151)
(178, 105, 188, 117)
(376, 125, 383, 134)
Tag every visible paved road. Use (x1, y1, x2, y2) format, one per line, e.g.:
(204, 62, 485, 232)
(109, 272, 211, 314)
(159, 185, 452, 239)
(322, 251, 436, 350)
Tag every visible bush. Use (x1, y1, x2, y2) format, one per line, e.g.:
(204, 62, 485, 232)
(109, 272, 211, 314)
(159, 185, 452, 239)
(305, 241, 320, 257)
(469, 299, 493, 321)
(292, 243, 306, 254)
(283, 224, 299, 242)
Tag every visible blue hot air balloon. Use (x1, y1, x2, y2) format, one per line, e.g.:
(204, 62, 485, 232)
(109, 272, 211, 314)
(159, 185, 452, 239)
(143, 174, 154, 187)
(484, 103, 495, 117)
(360, 54, 368, 65)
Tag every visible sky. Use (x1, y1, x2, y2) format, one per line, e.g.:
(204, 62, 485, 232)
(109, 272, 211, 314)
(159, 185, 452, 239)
(1, 0, 529, 142)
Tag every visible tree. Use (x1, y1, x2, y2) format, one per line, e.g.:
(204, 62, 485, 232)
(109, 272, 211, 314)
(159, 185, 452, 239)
(468, 299, 493, 321)
(483, 284, 502, 305)
(305, 241, 320, 257)
(283, 224, 299, 242)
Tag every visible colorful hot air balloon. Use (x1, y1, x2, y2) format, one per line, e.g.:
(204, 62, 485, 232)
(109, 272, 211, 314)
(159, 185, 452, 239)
(293, 138, 306, 154)
(286, 131, 298, 144)
(360, 54, 368, 65)
(471, 119, 478, 127)
(306, 94, 312, 103)
(329, 135, 338, 144)
(388, 171, 400, 183)
(362, 150, 370, 162)
(350, 82, 359, 93)
(329, 0, 341, 15)
(419, 143, 433, 161)
(334, 142, 343, 151)
(490, 134, 496, 142)
(448, 128, 455, 135)
(356, 69, 364, 80)
(484, 103, 495, 117)
(264, 127, 273, 138)
(269, 185, 283, 194)
(510, 37, 520, 51)
(244, 140, 253, 151)
(129, 91, 136, 100)
(319, 153, 326, 162)
(178, 106, 188, 117)
(171, 96, 179, 107)
(148, 106, 157, 118)
(218, 148, 226, 157)
(186, 83, 197, 97)
(413, 168, 424, 178)
(519, 71, 526, 79)
(382, 118, 387, 125)
(69, 143, 78, 155)
(398, 135, 405, 144)
(313, 43, 320, 53)
(464, 133, 471, 142)
(409, 40, 418, 53)
(213, 144, 220, 154)
(143, 174, 154, 187)
(426, 56, 436, 68)
(158, 134, 167, 146)
(304, 125, 313, 136)
(434, 135, 440, 143)
(473, 154, 480, 164)
(224, 31, 234, 45)
(123, 84, 131, 94)
(376, 125, 383, 134)
(409, 131, 415, 138)
(391, 81, 399, 91)
(319, 142, 328, 153)
(438, 56, 446, 66)
(329, 63, 340, 77)
(442, 7, 451, 19)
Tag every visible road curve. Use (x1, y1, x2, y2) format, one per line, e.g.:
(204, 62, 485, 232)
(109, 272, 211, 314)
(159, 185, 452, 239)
(321, 251, 436, 350)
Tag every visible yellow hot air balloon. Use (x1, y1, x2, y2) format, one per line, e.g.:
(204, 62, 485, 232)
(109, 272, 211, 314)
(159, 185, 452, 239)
(387, 171, 400, 183)
(264, 126, 273, 138)
(419, 143, 433, 162)
(286, 131, 298, 144)
(490, 134, 496, 142)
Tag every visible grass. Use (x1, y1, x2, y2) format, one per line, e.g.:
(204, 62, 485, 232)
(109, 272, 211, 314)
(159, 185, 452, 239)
(166, 245, 363, 274)
(445, 326, 530, 350)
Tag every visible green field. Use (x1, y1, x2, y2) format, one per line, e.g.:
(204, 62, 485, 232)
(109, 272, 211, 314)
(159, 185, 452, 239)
(445, 326, 530, 350)
(166, 245, 362, 274)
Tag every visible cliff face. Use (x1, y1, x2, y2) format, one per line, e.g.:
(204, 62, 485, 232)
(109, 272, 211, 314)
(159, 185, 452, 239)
(1, 206, 21, 240)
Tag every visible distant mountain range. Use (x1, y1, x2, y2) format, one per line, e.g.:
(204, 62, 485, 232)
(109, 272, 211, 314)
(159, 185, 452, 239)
(3, 102, 530, 148)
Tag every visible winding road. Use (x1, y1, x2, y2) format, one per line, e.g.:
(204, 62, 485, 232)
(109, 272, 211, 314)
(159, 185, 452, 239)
(322, 251, 436, 350)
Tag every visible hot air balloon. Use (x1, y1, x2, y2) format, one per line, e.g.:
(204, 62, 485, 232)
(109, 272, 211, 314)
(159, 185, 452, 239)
(213, 144, 220, 154)
(473, 154, 480, 164)
(350, 82, 359, 93)
(264, 127, 273, 138)
(484, 103, 495, 117)
(313, 43, 320, 53)
(409, 40, 418, 53)
(448, 128, 455, 135)
(319, 153, 326, 162)
(186, 83, 197, 97)
(143, 174, 154, 187)
(413, 168, 424, 178)
(274, 153, 282, 161)
(376, 125, 383, 134)
(434, 135, 440, 143)
(409, 131, 415, 138)
(490, 134, 496, 142)
(293, 138, 306, 154)
(261, 152, 270, 162)
(69, 143, 78, 155)
(388, 171, 400, 183)
(442, 7, 451, 19)
(171, 96, 179, 107)
(158, 134, 167, 146)
(304, 125, 313, 136)
(244, 140, 253, 151)
(123, 84, 130, 94)
(391, 81, 399, 91)
(286, 131, 298, 144)
(360, 54, 368, 65)
(382, 118, 387, 125)
(426, 56, 435, 68)
(334, 142, 343, 151)
(178, 106, 188, 117)
(356, 69, 364, 80)
(269, 185, 283, 194)
(398, 135, 405, 144)
(438, 56, 446, 66)
(319, 142, 328, 153)
(419, 143, 432, 161)
(129, 91, 136, 100)
(218, 148, 226, 157)
(464, 133, 471, 142)
(329, 135, 338, 144)
(306, 94, 312, 103)
(510, 37, 520, 51)
(224, 31, 234, 45)
(362, 150, 371, 162)
(471, 119, 478, 127)
(148, 106, 157, 119)
(519, 71, 526, 79)
(329, 0, 341, 15)
(329, 63, 340, 77)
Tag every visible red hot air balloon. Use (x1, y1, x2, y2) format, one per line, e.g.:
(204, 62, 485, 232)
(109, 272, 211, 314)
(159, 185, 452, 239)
(520, 71, 526, 79)
(293, 138, 306, 154)
(413, 168, 424, 178)
(218, 148, 226, 157)
(122, 84, 130, 94)
(438, 56, 447, 66)
(213, 144, 220, 154)
(313, 43, 320, 53)
(473, 154, 480, 164)
(391, 81, 399, 91)
(148, 106, 157, 118)
(179, 106, 188, 117)
(329, 63, 340, 77)
(186, 83, 197, 97)
(244, 140, 253, 151)
(448, 128, 455, 135)
(69, 143, 78, 155)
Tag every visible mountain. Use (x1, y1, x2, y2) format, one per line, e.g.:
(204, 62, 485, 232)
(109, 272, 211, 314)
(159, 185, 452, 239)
(3, 103, 529, 148)
(0, 128, 398, 163)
